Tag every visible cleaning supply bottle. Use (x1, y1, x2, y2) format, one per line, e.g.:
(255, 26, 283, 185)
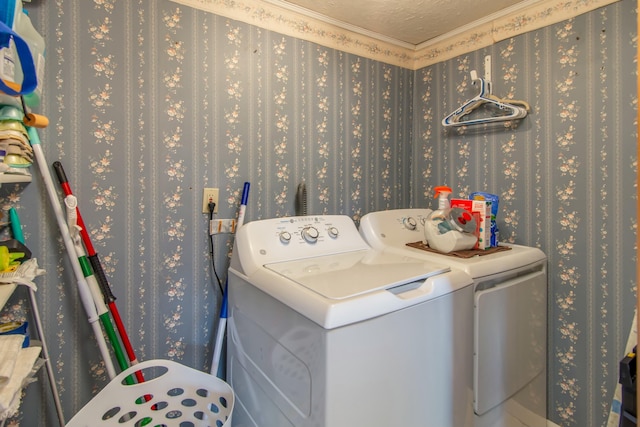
(0, 0, 43, 107)
(424, 185, 477, 253)
(0, 0, 20, 100)
(15, 7, 44, 107)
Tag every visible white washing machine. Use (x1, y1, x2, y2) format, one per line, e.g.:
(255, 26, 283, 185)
(226, 215, 475, 427)
(359, 208, 548, 427)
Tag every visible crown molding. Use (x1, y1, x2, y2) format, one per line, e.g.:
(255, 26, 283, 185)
(170, 0, 623, 69)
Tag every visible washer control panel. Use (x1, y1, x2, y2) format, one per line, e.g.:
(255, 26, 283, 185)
(235, 215, 371, 267)
(276, 217, 343, 246)
(358, 209, 433, 251)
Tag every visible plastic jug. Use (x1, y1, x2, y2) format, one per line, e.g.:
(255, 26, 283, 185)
(15, 8, 44, 107)
(424, 185, 477, 253)
(0, 0, 44, 107)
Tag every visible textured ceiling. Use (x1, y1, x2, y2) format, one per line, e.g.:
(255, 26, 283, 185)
(267, 0, 534, 45)
(170, 0, 616, 67)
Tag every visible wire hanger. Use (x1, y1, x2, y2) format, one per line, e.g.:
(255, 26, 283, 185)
(442, 70, 528, 127)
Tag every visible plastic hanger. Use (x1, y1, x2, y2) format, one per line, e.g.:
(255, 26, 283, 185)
(442, 70, 528, 127)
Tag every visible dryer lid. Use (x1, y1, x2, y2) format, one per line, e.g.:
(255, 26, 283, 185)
(265, 249, 450, 300)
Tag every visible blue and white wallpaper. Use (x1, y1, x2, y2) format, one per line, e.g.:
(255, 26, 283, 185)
(0, 1, 635, 426)
(414, 4, 637, 426)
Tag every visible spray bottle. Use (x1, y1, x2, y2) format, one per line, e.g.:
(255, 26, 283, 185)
(424, 185, 477, 253)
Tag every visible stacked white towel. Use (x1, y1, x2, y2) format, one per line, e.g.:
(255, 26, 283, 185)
(0, 335, 40, 420)
(0, 335, 23, 383)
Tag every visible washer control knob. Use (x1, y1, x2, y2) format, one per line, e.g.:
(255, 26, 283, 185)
(301, 226, 319, 243)
(279, 231, 292, 243)
(403, 217, 417, 230)
(327, 226, 339, 238)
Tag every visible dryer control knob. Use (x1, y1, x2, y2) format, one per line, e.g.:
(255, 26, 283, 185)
(301, 226, 319, 243)
(279, 231, 292, 243)
(403, 217, 417, 230)
(327, 226, 339, 238)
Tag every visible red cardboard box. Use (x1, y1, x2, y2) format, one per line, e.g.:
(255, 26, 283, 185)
(450, 199, 491, 249)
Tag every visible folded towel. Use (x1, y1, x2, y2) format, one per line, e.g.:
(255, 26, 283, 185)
(0, 335, 23, 384)
(0, 258, 45, 291)
(0, 345, 41, 420)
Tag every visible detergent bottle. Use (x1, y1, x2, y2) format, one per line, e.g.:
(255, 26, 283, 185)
(0, 0, 43, 107)
(424, 185, 477, 253)
(15, 7, 44, 107)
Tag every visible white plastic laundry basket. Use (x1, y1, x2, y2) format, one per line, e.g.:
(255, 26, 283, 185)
(66, 359, 234, 427)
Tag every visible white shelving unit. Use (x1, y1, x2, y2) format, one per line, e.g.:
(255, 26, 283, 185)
(0, 170, 30, 386)
(0, 173, 31, 186)
(0, 283, 37, 427)
(0, 169, 65, 425)
(0, 277, 64, 427)
(0, 168, 28, 307)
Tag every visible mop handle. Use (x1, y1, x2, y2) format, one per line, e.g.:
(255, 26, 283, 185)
(64, 196, 131, 379)
(28, 126, 116, 379)
(237, 182, 250, 227)
(52, 161, 144, 383)
(210, 182, 250, 377)
(53, 161, 115, 302)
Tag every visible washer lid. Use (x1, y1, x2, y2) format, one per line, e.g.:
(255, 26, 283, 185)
(265, 249, 450, 300)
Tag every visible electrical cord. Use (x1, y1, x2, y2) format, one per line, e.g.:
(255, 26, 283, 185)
(208, 201, 224, 295)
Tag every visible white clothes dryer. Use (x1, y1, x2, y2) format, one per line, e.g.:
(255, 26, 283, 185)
(226, 215, 475, 427)
(359, 208, 548, 427)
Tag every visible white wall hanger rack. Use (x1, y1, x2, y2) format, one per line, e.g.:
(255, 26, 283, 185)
(442, 55, 529, 127)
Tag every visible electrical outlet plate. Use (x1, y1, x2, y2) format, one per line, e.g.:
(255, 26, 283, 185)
(202, 188, 219, 213)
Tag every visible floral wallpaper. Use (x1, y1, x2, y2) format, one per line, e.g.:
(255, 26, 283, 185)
(1, 0, 412, 425)
(0, 0, 634, 427)
(413, 2, 637, 426)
